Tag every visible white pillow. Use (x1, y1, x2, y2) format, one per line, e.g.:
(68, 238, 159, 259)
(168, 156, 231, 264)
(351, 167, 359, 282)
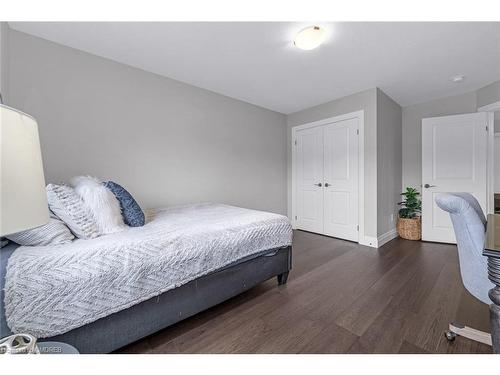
(70, 176, 126, 235)
(46, 184, 99, 239)
(6, 212, 75, 246)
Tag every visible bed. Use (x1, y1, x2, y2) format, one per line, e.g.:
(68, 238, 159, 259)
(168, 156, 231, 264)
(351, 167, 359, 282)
(0, 203, 292, 353)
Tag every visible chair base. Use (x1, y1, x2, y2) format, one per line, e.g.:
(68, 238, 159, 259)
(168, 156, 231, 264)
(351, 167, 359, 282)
(445, 322, 492, 346)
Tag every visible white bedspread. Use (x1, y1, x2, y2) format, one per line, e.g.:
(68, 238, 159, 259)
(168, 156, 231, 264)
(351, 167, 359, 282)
(5, 203, 292, 338)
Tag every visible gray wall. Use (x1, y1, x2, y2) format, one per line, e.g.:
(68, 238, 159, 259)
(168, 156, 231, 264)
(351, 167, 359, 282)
(8, 30, 288, 214)
(477, 79, 500, 133)
(0, 22, 8, 100)
(477, 80, 500, 109)
(376, 89, 402, 236)
(286, 88, 378, 238)
(402, 91, 477, 190)
(495, 108, 500, 132)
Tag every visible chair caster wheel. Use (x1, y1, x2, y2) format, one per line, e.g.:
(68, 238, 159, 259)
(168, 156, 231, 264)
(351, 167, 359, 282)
(445, 330, 457, 342)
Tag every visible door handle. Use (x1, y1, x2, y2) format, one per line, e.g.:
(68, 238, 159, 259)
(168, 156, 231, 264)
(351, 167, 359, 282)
(314, 183, 322, 187)
(424, 184, 436, 189)
(325, 183, 330, 187)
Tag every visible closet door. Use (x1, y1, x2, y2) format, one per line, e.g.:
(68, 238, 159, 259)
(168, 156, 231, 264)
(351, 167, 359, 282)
(323, 118, 359, 241)
(295, 126, 324, 233)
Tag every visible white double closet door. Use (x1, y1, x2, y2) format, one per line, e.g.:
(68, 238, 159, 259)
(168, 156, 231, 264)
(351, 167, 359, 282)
(294, 117, 359, 242)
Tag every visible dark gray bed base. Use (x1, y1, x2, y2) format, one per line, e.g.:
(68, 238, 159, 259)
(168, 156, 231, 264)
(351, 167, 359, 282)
(41, 246, 292, 353)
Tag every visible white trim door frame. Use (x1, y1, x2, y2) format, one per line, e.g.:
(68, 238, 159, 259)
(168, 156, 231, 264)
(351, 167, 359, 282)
(478, 100, 500, 215)
(291, 110, 366, 245)
(495, 133, 500, 195)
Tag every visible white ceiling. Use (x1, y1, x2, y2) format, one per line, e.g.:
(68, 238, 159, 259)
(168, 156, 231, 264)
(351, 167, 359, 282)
(9, 22, 500, 114)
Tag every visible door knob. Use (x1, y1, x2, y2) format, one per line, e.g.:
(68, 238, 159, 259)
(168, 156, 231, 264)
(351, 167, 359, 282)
(325, 183, 330, 187)
(424, 184, 436, 189)
(314, 183, 322, 187)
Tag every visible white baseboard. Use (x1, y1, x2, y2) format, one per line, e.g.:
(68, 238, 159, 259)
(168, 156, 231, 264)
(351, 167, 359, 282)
(359, 229, 398, 248)
(293, 226, 398, 249)
(359, 236, 378, 248)
(377, 228, 399, 247)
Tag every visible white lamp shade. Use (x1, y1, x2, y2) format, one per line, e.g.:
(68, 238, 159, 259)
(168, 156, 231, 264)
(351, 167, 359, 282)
(1, 104, 49, 236)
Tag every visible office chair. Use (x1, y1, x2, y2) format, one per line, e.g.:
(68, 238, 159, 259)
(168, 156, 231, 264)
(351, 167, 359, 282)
(435, 193, 494, 346)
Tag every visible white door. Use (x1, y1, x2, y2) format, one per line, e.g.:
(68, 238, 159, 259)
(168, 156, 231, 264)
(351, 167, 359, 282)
(294, 117, 359, 241)
(323, 118, 359, 241)
(422, 112, 488, 243)
(295, 126, 324, 233)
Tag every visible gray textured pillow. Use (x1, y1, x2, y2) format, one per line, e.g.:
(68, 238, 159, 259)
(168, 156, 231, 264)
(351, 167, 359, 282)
(46, 184, 99, 239)
(6, 212, 75, 246)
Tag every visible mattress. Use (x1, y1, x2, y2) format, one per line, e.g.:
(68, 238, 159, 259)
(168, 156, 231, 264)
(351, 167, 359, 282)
(4, 203, 292, 338)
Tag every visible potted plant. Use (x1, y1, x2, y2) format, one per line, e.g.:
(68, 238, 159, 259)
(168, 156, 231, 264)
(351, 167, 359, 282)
(397, 187, 422, 240)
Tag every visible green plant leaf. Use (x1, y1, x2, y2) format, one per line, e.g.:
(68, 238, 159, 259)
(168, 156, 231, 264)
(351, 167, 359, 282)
(398, 186, 422, 218)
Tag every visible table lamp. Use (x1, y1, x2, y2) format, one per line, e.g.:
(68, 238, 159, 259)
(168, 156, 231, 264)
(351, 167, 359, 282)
(0, 102, 49, 242)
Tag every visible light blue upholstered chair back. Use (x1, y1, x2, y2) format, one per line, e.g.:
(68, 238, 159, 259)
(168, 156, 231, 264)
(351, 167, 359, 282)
(435, 193, 493, 304)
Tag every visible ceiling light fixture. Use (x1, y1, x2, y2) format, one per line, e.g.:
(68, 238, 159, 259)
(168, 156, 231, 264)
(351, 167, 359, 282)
(452, 75, 465, 83)
(294, 26, 327, 50)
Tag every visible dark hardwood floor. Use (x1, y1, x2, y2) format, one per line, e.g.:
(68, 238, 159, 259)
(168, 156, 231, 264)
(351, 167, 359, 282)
(117, 230, 492, 354)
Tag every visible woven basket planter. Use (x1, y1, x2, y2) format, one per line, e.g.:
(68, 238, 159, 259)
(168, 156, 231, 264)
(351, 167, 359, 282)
(397, 217, 421, 241)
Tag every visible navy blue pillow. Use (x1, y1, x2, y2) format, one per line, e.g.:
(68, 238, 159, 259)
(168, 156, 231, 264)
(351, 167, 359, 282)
(103, 181, 145, 227)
